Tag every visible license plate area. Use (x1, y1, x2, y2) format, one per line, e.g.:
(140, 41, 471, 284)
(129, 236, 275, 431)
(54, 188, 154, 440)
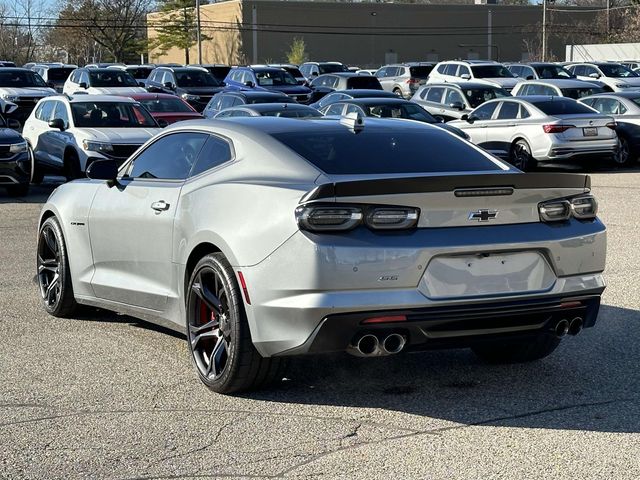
(583, 127, 598, 136)
(420, 251, 556, 299)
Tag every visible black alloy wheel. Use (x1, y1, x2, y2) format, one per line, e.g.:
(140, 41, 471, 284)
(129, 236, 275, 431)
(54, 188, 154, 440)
(510, 140, 535, 171)
(36, 216, 77, 317)
(613, 136, 633, 167)
(186, 253, 287, 394)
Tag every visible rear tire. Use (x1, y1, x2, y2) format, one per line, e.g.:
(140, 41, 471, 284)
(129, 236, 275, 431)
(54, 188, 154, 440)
(471, 334, 561, 364)
(393, 88, 404, 98)
(613, 135, 634, 167)
(510, 140, 536, 171)
(186, 253, 287, 394)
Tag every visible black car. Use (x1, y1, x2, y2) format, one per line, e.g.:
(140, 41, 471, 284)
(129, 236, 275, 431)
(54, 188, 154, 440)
(308, 73, 382, 103)
(33, 64, 77, 92)
(320, 97, 470, 140)
(191, 64, 232, 84)
(214, 103, 322, 119)
(309, 88, 397, 110)
(0, 102, 30, 196)
(203, 90, 296, 118)
(0, 61, 17, 67)
(146, 67, 225, 112)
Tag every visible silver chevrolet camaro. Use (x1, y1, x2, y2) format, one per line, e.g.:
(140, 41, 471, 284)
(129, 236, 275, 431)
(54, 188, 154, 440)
(36, 115, 606, 393)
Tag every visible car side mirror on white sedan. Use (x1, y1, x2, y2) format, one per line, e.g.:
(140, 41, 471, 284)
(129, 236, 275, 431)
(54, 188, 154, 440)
(86, 159, 118, 183)
(460, 74, 471, 80)
(78, 82, 88, 89)
(589, 72, 601, 79)
(450, 101, 465, 111)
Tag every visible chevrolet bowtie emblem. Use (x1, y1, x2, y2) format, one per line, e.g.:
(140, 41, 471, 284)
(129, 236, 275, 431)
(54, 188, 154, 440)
(468, 209, 498, 222)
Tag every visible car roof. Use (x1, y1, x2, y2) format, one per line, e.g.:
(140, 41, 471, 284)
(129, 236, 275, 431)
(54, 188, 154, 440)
(0, 67, 34, 73)
(424, 82, 504, 89)
(123, 93, 182, 100)
(581, 92, 640, 99)
(244, 66, 288, 73)
(319, 72, 362, 78)
(238, 103, 318, 112)
(223, 90, 288, 98)
(50, 94, 138, 104)
(517, 79, 600, 87)
(339, 89, 397, 97)
(335, 98, 413, 106)
(303, 61, 344, 65)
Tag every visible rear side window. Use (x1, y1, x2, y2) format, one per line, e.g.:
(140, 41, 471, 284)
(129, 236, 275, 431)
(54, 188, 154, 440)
(426, 87, 444, 103)
(271, 128, 502, 175)
(409, 66, 433, 78)
(531, 99, 596, 115)
(190, 135, 233, 177)
(497, 102, 520, 120)
(36, 101, 54, 121)
(443, 64, 458, 76)
(346, 76, 382, 89)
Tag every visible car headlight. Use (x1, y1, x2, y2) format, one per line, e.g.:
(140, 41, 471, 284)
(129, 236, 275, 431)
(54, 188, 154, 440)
(615, 83, 630, 88)
(9, 141, 27, 154)
(1, 94, 19, 102)
(82, 140, 114, 153)
(181, 93, 201, 101)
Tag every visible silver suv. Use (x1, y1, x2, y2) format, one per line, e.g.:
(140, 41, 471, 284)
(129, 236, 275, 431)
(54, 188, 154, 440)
(375, 62, 435, 99)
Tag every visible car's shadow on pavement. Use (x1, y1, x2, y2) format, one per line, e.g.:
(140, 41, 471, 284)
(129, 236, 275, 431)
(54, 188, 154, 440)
(242, 304, 640, 434)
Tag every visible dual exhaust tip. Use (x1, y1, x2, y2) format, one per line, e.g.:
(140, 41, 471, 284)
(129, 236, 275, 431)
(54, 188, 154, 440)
(554, 317, 583, 338)
(351, 333, 406, 357)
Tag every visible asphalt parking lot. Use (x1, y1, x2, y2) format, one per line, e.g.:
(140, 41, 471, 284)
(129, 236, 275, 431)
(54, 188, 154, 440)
(1, 169, 639, 480)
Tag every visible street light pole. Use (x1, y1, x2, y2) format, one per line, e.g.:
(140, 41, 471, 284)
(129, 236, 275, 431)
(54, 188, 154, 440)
(196, 0, 202, 64)
(542, 0, 546, 62)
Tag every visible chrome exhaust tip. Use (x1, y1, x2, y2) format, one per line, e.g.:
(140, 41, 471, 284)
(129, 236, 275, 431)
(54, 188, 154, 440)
(356, 334, 380, 356)
(568, 317, 583, 336)
(382, 333, 406, 354)
(554, 319, 570, 338)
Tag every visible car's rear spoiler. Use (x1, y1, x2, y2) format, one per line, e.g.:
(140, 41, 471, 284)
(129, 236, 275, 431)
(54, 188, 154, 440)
(301, 173, 591, 202)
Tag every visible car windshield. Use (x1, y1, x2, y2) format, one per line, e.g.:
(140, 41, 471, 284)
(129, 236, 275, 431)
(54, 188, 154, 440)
(175, 70, 220, 87)
(71, 101, 157, 127)
(531, 98, 597, 115)
(409, 66, 433, 78)
(272, 127, 501, 175)
(89, 70, 138, 87)
(463, 87, 510, 108)
(126, 67, 154, 79)
(346, 76, 382, 89)
(471, 65, 515, 79)
(599, 64, 638, 78)
(534, 65, 574, 79)
(47, 68, 75, 82)
(282, 67, 304, 78)
(318, 64, 349, 74)
(138, 97, 193, 113)
(0, 70, 47, 87)
(561, 87, 605, 99)
(255, 70, 298, 86)
(361, 103, 436, 123)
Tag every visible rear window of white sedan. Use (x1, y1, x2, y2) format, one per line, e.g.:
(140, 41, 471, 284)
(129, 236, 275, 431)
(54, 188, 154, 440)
(530, 98, 597, 116)
(272, 128, 502, 175)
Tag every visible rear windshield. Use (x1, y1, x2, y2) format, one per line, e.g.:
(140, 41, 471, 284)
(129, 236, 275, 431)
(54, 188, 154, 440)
(471, 65, 515, 79)
(531, 98, 597, 115)
(463, 87, 510, 108)
(0, 70, 47, 87)
(561, 87, 604, 99)
(89, 70, 138, 87)
(248, 95, 295, 104)
(47, 67, 75, 81)
(359, 103, 436, 123)
(318, 64, 349, 74)
(534, 65, 574, 79)
(346, 76, 382, 89)
(138, 97, 193, 113)
(599, 64, 638, 78)
(409, 66, 433, 78)
(271, 128, 501, 175)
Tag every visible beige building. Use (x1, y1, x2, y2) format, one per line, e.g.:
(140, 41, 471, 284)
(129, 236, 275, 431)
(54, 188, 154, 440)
(147, 1, 597, 67)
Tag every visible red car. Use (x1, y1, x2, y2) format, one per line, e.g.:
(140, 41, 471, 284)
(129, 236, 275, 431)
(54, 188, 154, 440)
(126, 93, 203, 126)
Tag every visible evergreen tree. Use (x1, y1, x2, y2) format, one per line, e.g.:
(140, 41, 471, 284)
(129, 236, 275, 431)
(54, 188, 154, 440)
(151, 0, 208, 64)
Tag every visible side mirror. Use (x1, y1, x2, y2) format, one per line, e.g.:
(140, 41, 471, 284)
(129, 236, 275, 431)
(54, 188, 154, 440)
(138, 81, 146, 87)
(164, 81, 175, 90)
(435, 116, 444, 123)
(48, 118, 65, 131)
(86, 159, 118, 181)
(311, 72, 319, 77)
(589, 72, 601, 79)
(244, 80, 255, 88)
(78, 82, 87, 89)
(525, 75, 534, 80)
(156, 118, 169, 128)
(460, 73, 471, 80)
(460, 114, 469, 121)
(450, 101, 464, 111)
(7, 118, 21, 130)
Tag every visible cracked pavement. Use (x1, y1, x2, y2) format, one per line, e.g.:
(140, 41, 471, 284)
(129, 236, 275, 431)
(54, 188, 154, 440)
(1, 170, 640, 479)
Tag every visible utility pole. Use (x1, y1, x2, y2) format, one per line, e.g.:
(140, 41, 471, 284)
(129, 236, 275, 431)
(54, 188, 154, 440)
(542, 0, 546, 62)
(196, 0, 202, 64)
(606, 0, 610, 37)
(487, 9, 492, 61)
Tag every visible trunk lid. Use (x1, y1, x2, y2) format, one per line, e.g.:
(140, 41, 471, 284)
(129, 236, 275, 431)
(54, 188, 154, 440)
(553, 114, 616, 141)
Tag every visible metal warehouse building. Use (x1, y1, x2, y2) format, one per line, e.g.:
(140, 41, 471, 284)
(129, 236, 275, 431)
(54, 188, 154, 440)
(147, 1, 598, 66)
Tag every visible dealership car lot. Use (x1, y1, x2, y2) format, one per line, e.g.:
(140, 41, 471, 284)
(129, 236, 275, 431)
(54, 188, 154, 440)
(1, 169, 639, 478)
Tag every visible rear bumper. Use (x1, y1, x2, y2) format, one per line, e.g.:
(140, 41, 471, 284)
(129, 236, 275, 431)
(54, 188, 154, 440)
(295, 292, 603, 355)
(539, 141, 618, 162)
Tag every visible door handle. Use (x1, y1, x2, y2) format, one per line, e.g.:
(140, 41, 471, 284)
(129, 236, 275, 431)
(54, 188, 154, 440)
(151, 200, 170, 213)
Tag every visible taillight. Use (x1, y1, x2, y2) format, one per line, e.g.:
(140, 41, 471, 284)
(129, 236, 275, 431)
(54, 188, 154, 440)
(539, 195, 597, 222)
(543, 124, 575, 134)
(296, 204, 419, 232)
(406, 78, 420, 84)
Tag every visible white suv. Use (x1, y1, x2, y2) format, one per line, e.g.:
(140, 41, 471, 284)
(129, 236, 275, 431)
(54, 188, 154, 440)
(566, 62, 640, 92)
(0, 67, 56, 126)
(22, 95, 161, 181)
(63, 67, 146, 96)
(428, 60, 521, 92)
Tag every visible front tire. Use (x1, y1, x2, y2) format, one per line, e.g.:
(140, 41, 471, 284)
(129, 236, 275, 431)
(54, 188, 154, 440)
(510, 140, 536, 171)
(471, 334, 561, 364)
(186, 253, 286, 394)
(37, 216, 78, 317)
(613, 135, 634, 167)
